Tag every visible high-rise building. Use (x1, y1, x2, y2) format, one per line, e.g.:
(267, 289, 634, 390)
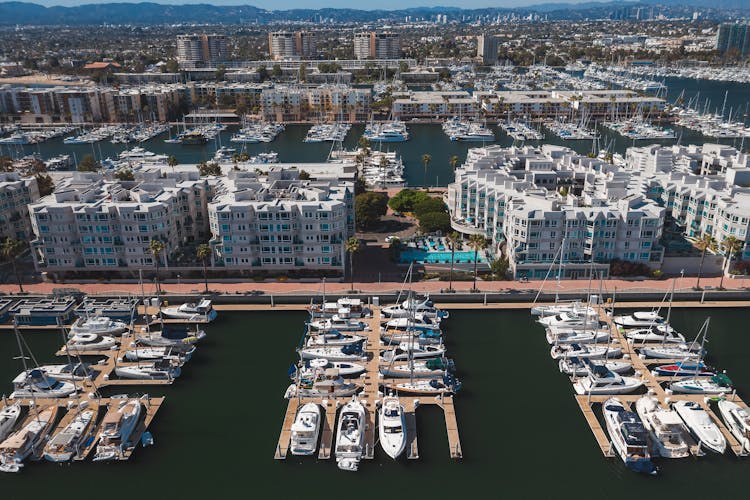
(477, 34, 499, 65)
(268, 31, 316, 60)
(296, 31, 317, 58)
(353, 32, 401, 60)
(716, 22, 750, 57)
(176, 34, 227, 67)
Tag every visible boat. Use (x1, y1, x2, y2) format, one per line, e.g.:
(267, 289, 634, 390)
(381, 296, 448, 319)
(136, 326, 206, 347)
(43, 408, 96, 462)
(381, 329, 442, 346)
(613, 311, 664, 328)
(123, 345, 195, 364)
(381, 343, 446, 362)
(572, 363, 643, 395)
(379, 395, 406, 459)
(379, 357, 454, 379)
(673, 400, 726, 454)
(717, 400, 750, 452)
(670, 374, 733, 394)
(638, 345, 702, 360)
(381, 315, 442, 334)
(538, 311, 599, 328)
(558, 357, 631, 377)
(0, 403, 21, 443)
(10, 370, 77, 399)
(334, 398, 366, 471)
(654, 362, 714, 377)
(309, 315, 368, 332)
(69, 316, 129, 337)
(635, 396, 690, 458)
(160, 299, 217, 322)
(545, 328, 609, 345)
(602, 398, 657, 475)
(531, 302, 596, 318)
(114, 360, 181, 380)
(298, 342, 366, 362)
(93, 399, 143, 462)
(306, 331, 367, 347)
(290, 403, 321, 456)
(625, 325, 685, 344)
(363, 120, 409, 143)
(35, 363, 98, 382)
(65, 333, 118, 352)
(381, 373, 461, 395)
(550, 343, 622, 360)
(294, 358, 366, 379)
(0, 406, 59, 473)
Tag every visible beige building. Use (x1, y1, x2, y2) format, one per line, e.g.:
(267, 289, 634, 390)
(353, 32, 400, 60)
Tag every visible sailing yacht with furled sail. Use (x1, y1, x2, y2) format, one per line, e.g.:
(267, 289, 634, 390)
(0, 406, 59, 473)
(93, 399, 142, 462)
(43, 407, 97, 462)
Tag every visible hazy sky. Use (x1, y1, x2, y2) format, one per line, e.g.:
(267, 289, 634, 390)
(27, 0, 612, 9)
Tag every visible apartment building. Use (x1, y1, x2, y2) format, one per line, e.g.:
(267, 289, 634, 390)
(716, 22, 750, 57)
(477, 34, 499, 65)
(0, 173, 40, 243)
(268, 31, 318, 60)
(392, 91, 479, 119)
(353, 32, 400, 60)
(208, 169, 354, 272)
(177, 34, 228, 68)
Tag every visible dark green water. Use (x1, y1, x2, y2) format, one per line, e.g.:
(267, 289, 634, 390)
(1, 308, 750, 499)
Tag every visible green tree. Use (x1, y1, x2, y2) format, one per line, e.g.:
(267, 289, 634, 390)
(345, 237, 361, 291)
(215, 64, 227, 82)
(196, 243, 212, 293)
(1, 238, 25, 293)
(719, 236, 743, 289)
(421, 154, 432, 190)
(298, 170, 311, 180)
(446, 231, 461, 292)
(413, 197, 447, 219)
(354, 191, 388, 230)
(198, 161, 222, 176)
(468, 234, 489, 291)
(114, 169, 134, 181)
(257, 65, 268, 82)
(35, 174, 54, 196)
(77, 154, 98, 172)
(387, 189, 429, 213)
(490, 257, 509, 280)
(164, 59, 179, 73)
(167, 155, 178, 172)
(449, 155, 460, 170)
(418, 211, 451, 233)
(695, 234, 717, 290)
(299, 63, 307, 82)
(272, 64, 282, 79)
(149, 238, 165, 294)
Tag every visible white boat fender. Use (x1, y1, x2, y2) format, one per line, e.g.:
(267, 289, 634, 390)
(623, 354, 630, 360)
(67, 400, 76, 409)
(665, 389, 673, 396)
(664, 397, 670, 405)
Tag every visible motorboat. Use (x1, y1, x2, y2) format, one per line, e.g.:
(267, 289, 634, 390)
(635, 396, 690, 459)
(0, 406, 59, 473)
(0, 403, 21, 443)
(124, 345, 195, 364)
(43, 408, 96, 462)
(381, 343, 446, 362)
(558, 357, 631, 377)
(381, 296, 448, 319)
(626, 325, 685, 344)
(717, 400, 750, 452)
(310, 299, 368, 319)
(136, 326, 206, 347)
(573, 363, 643, 395)
(379, 358, 455, 379)
(379, 395, 406, 459)
(673, 400, 726, 454)
(381, 373, 461, 395)
(306, 332, 367, 347)
(537, 311, 598, 328)
(602, 398, 657, 475)
(290, 403, 321, 456)
(654, 362, 714, 377)
(65, 333, 118, 353)
(545, 328, 609, 345)
(285, 368, 362, 399)
(160, 299, 217, 322)
(613, 311, 664, 328)
(550, 343, 622, 360)
(335, 398, 366, 471)
(309, 315, 368, 332)
(638, 345, 702, 360)
(294, 359, 366, 379)
(381, 329, 442, 346)
(93, 399, 143, 462)
(69, 316, 129, 337)
(10, 370, 77, 399)
(531, 301, 596, 317)
(298, 343, 366, 362)
(670, 374, 733, 395)
(35, 362, 98, 382)
(115, 360, 181, 380)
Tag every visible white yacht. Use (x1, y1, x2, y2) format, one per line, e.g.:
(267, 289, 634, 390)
(379, 396, 406, 459)
(11, 370, 77, 399)
(613, 311, 664, 328)
(0, 403, 21, 443)
(295, 358, 366, 379)
(538, 311, 598, 328)
(43, 408, 96, 462)
(550, 343, 622, 360)
(306, 332, 367, 347)
(673, 400, 726, 454)
(717, 400, 750, 452)
(670, 374, 733, 395)
(35, 362, 97, 382)
(136, 326, 207, 347)
(379, 357, 454, 379)
(625, 325, 685, 343)
(572, 364, 643, 395)
(124, 345, 195, 364)
(309, 315, 368, 332)
(635, 396, 690, 459)
(382, 315, 442, 333)
(0, 406, 59, 473)
(285, 367, 361, 399)
(69, 316, 129, 337)
(363, 120, 409, 142)
(638, 345, 702, 360)
(335, 398, 366, 471)
(545, 328, 609, 345)
(115, 361, 181, 381)
(602, 398, 657, 475)
(65, 333, 118, 353)
(298, 344, 366, 362)
(160, 299, 217, 322)
(290, 403, 321, 456)
(382, 374, 460, 395)
(93, 399, 143, 462)
(531, 301, 596, 317)
(381, 343, 446, 362)
(558, 357, 631, 377)
(381, 296, 447, 319)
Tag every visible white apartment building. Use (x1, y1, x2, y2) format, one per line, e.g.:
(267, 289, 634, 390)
(177, 34, 228, 67)
(208, 169, 354, 272)
(0, 173, 40, 243)
(392, 91, 479, 119)
(353, 32, 400, 60)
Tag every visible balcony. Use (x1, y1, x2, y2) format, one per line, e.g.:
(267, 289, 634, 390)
(450, 218, 487, 236)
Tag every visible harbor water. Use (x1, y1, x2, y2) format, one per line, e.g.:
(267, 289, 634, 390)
(2, 307, 750, 499)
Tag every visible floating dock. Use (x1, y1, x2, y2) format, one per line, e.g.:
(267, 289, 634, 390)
(274, 304, 462, 464)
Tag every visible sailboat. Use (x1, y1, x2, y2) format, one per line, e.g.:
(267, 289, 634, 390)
(378, 395, 406, 459)
(43, 407, 97, 462)
(379, 358, 454, 379)
(335, 397, 366, 471)
(0, 406, 59, 473)
(0, 403, 22, 443)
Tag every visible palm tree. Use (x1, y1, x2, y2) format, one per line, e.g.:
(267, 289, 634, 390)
(196, 243, 212, 293)
(421, 154, 432, 191)
(468, 234, 488, 292)
(719, 236, 743, 289)
(149, 238, 166, 294)
(167, 155, 178, 173)
(446, 231, 461, 292)
(345, 237, 361, 292)
(449, 155, 460, 171)
(379, 155, 390, 189)
(695, 234, 717, 290)
(1, 238, 25, 293)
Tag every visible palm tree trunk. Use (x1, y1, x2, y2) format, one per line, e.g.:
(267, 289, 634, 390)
(349, 252, 354, 291)
(423, 164, 427, 191)
(696, 248, 706, 289)
(448, 247, 455, 292)
(473, 249, 478, 291)
(719, 249, 732, 290)
(154, 260, 161, 294)
(11, 258, 23, 293)
(203, 260, 209, 293)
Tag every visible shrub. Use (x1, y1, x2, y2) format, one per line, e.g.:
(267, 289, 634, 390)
(609, 259, 652, 277)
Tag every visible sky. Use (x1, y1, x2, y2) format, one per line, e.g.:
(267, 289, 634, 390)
(26, 0, 616, 9)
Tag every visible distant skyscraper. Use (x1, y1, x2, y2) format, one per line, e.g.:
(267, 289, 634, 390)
(268, 31, 317, 60)
(716, 22, 750, 57)
(353, 32, 401, 60)
(176, 34, 227, 67)
(477, 34, 498, 65)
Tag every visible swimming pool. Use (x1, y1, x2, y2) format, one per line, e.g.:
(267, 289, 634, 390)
(399, 250, 487, 264)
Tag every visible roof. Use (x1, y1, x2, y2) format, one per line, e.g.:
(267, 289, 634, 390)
(84, 62, 121, 70)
